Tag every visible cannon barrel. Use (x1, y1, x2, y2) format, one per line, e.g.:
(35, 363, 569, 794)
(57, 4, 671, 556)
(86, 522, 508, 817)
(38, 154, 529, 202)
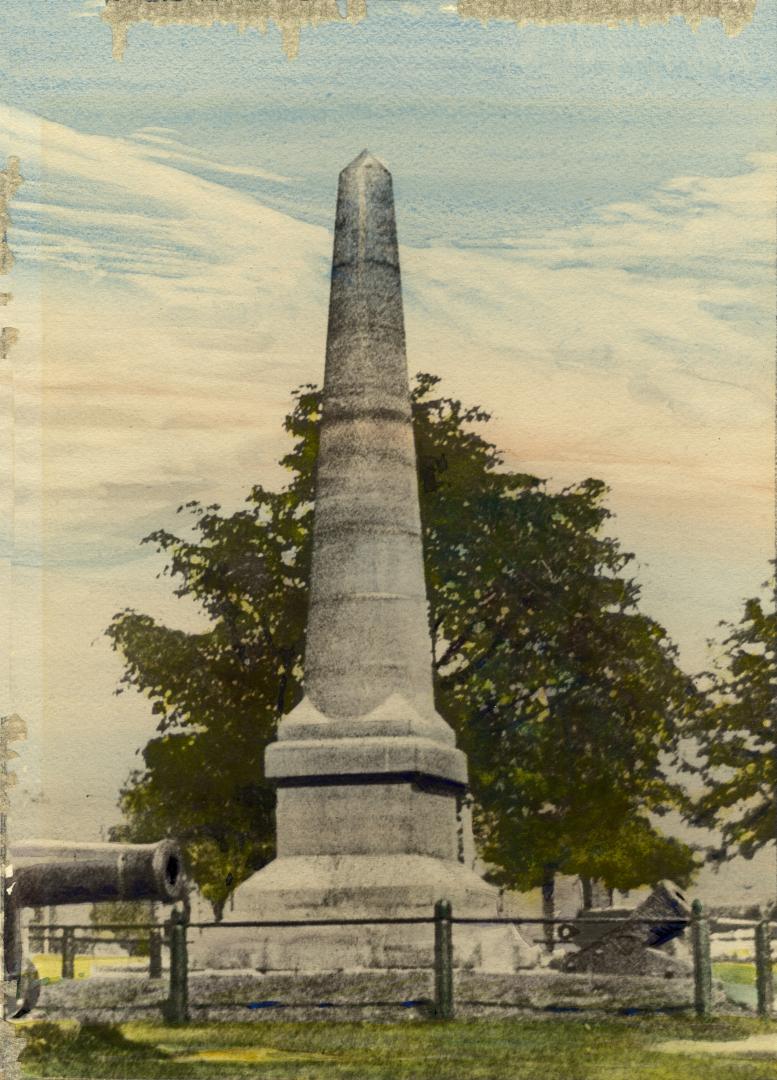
(632, 880, 691, 948)
(563, 880, 691, 975)
(572, 881, 690, 952)
(8, 839, 184, 907)
(4, 839, 184, 1014)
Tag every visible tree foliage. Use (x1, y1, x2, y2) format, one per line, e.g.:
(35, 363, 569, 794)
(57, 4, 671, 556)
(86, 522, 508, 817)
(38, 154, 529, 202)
(412, 375, 698, 907)
(88, 900, 156, 956)
(108, 375, 696, 916)
(683, 569, 776, 869)
(107, 385, 318, 919)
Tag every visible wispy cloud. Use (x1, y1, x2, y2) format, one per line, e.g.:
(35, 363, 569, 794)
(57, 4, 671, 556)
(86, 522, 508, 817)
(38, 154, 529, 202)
(134, 126, 179, 136)
(2, 105, 329, 577)
(1, 105, 772, 655)
(128, 132, 180, 148)
(129, 130, 292, 183)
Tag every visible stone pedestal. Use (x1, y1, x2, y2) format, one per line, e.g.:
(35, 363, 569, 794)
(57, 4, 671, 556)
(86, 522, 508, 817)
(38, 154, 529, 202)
(195, 854, 537, 973)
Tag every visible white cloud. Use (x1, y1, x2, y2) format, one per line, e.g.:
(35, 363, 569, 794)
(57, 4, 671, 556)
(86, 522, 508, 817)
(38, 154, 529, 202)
(2, 104, 330, 564)
(128, 132, 181, 148)
(2, 106, 770, 573)
(128, 130, 292, 182)
(404, 153, 772, 471)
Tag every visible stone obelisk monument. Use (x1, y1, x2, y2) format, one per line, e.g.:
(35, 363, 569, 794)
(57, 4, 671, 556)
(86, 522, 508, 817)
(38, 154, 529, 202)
(206, 153, 537, 972)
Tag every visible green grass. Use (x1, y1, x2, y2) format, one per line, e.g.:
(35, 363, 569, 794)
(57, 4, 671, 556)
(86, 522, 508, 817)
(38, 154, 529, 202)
(713, 962, 756, 986)
(13, 1016, 777, 1080)
(31, 955, 144, 984)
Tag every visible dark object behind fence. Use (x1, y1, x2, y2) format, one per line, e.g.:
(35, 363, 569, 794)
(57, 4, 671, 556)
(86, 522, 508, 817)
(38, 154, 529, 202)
(563, 881, 691, 977)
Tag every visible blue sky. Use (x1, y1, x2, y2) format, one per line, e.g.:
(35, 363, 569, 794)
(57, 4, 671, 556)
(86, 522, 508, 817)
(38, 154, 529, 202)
(1, 0, 774, 243)
(1, 1, 775, 902)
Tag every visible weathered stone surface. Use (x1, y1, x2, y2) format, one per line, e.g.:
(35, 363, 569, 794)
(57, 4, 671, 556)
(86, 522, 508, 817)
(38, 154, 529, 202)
(210, 154, 537, 972)
(271, 695, 458, 750)
(199, 853, 540, 972)
(275, 783, 461, 860)
(26, 968, 724, 1024)
(283, 151, 445, 735)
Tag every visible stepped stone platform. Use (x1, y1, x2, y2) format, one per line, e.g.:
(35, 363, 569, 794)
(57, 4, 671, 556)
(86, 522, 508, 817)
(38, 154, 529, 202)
(24, 969, 721, 1024)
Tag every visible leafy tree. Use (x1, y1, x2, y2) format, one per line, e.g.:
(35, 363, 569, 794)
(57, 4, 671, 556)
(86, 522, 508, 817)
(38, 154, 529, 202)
(413, 374, 697, 938)
(88, 900, 156, 957)
(683, 570, 776, 899)
(108, 375, 696, 920)
(107, 385, 318, 920)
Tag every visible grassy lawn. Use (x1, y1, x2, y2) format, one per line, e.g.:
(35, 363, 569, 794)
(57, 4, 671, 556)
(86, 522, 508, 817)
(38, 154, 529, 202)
(713, 962, 774, 1009)
(713, 962, 757, 986)
(31, 955, 145, 984)
(13, 1016, 777, 1080)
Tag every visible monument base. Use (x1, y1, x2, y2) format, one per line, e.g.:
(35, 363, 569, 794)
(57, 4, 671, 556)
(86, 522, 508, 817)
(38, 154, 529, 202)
(190, 854, 541, 973)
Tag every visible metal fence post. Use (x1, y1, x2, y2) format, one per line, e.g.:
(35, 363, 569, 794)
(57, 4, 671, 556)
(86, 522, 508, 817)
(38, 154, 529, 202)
(164, 910, 189, 1023)
(148, 927, 163, 980)
(755, 919, 773, 1019)
(61, 928, 75, 980)
(434, 899, 454, 1020)
(691, 899, 713, 1018)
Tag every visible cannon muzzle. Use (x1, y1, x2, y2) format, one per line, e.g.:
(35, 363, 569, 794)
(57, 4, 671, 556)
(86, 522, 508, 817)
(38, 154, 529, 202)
(8, 839, 184, 907)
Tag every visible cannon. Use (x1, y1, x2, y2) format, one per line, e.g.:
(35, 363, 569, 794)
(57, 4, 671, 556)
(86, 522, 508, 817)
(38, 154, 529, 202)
(8, 839, 183, 908)
(4, 839, 184, 1016)
(562, 880, 692, 976)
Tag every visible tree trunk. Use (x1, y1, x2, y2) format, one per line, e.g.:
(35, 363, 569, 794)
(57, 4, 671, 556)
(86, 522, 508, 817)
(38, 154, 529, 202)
(580, 876, 593, 910)
(541, 866, 555, 954)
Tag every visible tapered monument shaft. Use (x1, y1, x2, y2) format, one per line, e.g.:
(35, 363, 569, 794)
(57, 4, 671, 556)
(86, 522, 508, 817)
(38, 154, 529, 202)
(268, 151, 459, 765)
(306, 150, 435, 722)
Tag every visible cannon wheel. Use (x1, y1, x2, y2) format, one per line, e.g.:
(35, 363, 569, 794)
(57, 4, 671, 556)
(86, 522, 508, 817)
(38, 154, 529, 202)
(5, 963, 41, 1019)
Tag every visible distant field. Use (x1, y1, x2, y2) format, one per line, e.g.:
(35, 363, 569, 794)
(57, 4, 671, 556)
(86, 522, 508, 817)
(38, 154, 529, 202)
(13, 1016, 777, 1080)
(33, 954, 763, 989)
(713, 962, 757, 986)
(32, 955, 146, 983)
(713, 962, 771, 1010)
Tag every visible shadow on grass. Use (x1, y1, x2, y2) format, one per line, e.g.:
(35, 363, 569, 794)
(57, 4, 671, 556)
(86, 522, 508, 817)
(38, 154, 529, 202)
(19, 1023, 173, 1079)
(15, 1016, 777, 1080)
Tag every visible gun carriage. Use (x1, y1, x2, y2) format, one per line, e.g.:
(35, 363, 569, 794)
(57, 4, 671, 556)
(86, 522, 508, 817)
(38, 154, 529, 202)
(4, 839, 184, 1016)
